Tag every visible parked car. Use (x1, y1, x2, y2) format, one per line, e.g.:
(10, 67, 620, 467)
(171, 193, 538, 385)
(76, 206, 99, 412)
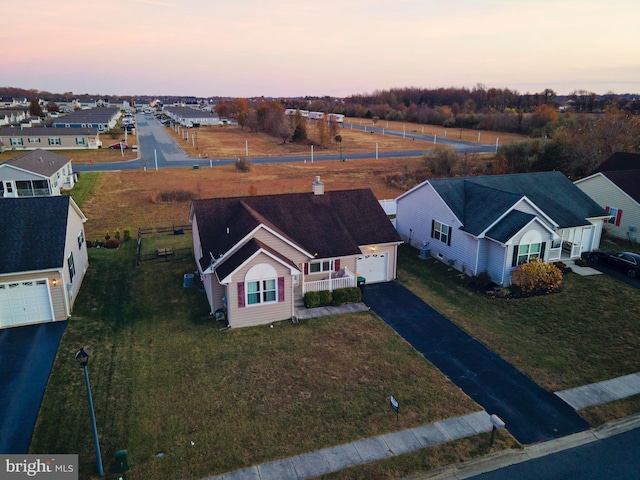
(108, 142, 129, 149)
(588, 250, 640, 278)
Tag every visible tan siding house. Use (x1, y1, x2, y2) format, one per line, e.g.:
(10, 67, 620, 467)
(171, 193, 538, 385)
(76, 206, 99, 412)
(190, 178, 402, 329)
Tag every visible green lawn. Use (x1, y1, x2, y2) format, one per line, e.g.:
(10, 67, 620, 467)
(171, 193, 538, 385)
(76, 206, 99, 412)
(397, 244, 640, 391)
(68, 171, 100, 207)
(31, 241, 479, 480)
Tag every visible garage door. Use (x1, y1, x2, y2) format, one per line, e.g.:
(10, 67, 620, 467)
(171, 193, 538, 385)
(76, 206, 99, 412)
(356, 253, 388, 283)
(0, 280, 53, 328)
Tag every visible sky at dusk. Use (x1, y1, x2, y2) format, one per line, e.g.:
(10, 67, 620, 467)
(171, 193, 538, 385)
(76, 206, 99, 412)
(2, 0, 639, 98)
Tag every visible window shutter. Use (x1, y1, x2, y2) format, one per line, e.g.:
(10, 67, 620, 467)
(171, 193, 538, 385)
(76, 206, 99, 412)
(615, 209, 623, 226)
(540, 242, 546, 260)
(237, 282, 245, 308)
(447, 228, 452, 247)
(605, 206, 610, 213)
(512, 246, 519, 267)
(304, 263, 308, 275)
(334, 259, 340, 271)
(278, 277, 285, 302)
(431, 219, 435, 238)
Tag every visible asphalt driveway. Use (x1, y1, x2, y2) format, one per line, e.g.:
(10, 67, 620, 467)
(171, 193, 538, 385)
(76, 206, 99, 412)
(362, 282, 589, 445)
(0, 321, 67, 453)
(585, 260, 640, 289)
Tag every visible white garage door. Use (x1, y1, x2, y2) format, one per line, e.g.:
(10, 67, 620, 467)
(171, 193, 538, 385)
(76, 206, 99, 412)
(0, 280, 53, 328)
(356, 253, 388, 283)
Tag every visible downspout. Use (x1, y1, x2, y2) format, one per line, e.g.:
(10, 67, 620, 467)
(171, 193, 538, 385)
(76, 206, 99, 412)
(474, 239, 480, 277)
(501, 245, 507, 286)
(60, 268, 71, 318)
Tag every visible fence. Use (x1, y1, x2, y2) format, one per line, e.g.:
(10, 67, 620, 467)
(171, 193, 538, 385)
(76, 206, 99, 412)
(137, 224, 194, 263)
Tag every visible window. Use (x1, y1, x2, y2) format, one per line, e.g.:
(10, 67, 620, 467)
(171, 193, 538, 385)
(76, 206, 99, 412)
(517, 243, 541, 265)
(605, 206, 622, 226)
(28, 137, 41, 143)
(68, 253, 75, 281)
(10, 138, 23, 145)
(48, 137, 61, 145)
(240, 263, 283, 308)
(432, 220, 450, 245)
(247, 279, 276, 305)
(309, 260, 333, 273)
(5, 182, 13, 193)
(78, 230, 85, 250)
(76, 137, 85, 145)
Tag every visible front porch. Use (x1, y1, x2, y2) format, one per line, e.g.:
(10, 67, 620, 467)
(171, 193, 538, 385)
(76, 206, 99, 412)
(301, 267, 357, 294)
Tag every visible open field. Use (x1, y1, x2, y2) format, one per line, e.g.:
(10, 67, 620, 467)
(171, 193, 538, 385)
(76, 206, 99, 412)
(31, 242, 483, 479)
(165, 117, 527, 160)
(77, 158, 436, 240)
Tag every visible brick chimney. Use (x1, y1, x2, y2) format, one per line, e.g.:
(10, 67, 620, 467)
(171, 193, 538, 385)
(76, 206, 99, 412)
(312, 176, 324, 195)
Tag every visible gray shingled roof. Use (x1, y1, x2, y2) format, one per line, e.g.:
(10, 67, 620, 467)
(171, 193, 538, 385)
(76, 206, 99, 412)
(4, 149, 71, 177)
(429, 171, 608, 235)
(0, 196, 70, 274)
(485, 210, 537, 243)
(192, 189, 401, 271)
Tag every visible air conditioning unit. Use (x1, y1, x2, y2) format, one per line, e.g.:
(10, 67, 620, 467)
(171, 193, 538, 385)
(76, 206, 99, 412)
(629, 225, 636, 232)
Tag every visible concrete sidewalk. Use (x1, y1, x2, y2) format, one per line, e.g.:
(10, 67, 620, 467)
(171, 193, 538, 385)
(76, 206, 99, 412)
(204, 371, 640, 480)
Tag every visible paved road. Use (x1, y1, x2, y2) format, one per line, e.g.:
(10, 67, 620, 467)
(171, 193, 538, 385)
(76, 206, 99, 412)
(74, 115, 496, 172)
(362, 282, 589, 445)
(467, 426, 640, 479)
(0, 321, 67, 453)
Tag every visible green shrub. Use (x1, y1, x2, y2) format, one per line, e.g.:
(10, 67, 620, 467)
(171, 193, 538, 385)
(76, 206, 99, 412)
(123, 228, 131, 241)
(105, 238, 120, 249)
(304, 291, 320, 308)
(105, 231, 111, 240)
(318, 290, 333, 306)
(511, 258, 562, 294)
(114, 229, 121, 240)
(332, 287, 362, 305)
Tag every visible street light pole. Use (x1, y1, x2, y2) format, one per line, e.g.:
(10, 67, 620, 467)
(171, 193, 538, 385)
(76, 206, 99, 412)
(75, 347, 104, 477)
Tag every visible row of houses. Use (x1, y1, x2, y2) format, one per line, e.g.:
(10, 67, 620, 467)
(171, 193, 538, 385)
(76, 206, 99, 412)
(284, 109, 344, 123)
(1, 149, 638, 330)
(163, 106, 221, 127)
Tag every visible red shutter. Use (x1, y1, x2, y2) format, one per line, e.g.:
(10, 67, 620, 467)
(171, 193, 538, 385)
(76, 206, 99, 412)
(615, 209, 623, 227)
(334, 259, 340, 271)
(605, 206, 610, 213)
(278, 277, 285, 302)
(304, 263, 308, 275)
(237, 282, 245, 308)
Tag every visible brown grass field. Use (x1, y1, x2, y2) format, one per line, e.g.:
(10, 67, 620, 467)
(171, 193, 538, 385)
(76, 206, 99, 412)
(80, 158, 432, 240)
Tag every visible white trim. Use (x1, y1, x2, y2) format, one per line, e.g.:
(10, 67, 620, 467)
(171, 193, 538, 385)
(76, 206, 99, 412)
(577, 172, 640, 210)
(217, 247, 301, 284)
(479, 196, 558, 239)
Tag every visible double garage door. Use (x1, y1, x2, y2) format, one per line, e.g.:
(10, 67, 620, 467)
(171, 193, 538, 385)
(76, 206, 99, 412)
(0, 280, 53, 328)
(356, 253, 388, 283)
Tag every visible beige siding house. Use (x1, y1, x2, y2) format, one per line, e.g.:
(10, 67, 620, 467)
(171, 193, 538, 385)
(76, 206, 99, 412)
(0, 196, 88, 328)
(190, 177, 402, 329)
(0, 126, 101, 151)
(575, 152, 640, 243)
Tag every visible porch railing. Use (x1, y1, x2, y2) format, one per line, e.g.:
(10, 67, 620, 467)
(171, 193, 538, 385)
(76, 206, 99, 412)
(548, 246, 562, 261)
(17, 188, 51, 197)
(302, 267, 356, 294)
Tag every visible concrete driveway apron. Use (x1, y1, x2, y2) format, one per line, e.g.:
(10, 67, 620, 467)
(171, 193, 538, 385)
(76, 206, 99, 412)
(0, 321, 67, 453)
(362, 282, 589, 444)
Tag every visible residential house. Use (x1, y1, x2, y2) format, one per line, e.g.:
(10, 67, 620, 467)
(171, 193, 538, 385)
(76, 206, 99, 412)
(574, 152, 640, 242)
(51, 107, 120, 131)
(0, 196, 88, 328)
(163, 106, 220, 127)
(0, 149, 76, 197)
(395, 171, 609, 286)
(189, 177, 402, 328)
(0, 126, 101, 151)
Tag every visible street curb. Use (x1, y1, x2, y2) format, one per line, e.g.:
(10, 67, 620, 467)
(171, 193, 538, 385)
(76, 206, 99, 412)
(405, 412, 640, 480)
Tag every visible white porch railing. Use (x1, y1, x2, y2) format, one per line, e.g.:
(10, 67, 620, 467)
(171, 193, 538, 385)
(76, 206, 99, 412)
(548, 247, 562, 261)
(302, 267, 356, 294)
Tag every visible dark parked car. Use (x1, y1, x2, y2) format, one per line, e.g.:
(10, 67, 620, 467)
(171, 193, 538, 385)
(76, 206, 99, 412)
(588, 250, 640, 278)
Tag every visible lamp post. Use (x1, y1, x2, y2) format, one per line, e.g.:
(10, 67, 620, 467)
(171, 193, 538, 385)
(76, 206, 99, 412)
(75, 347, 104, 477)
